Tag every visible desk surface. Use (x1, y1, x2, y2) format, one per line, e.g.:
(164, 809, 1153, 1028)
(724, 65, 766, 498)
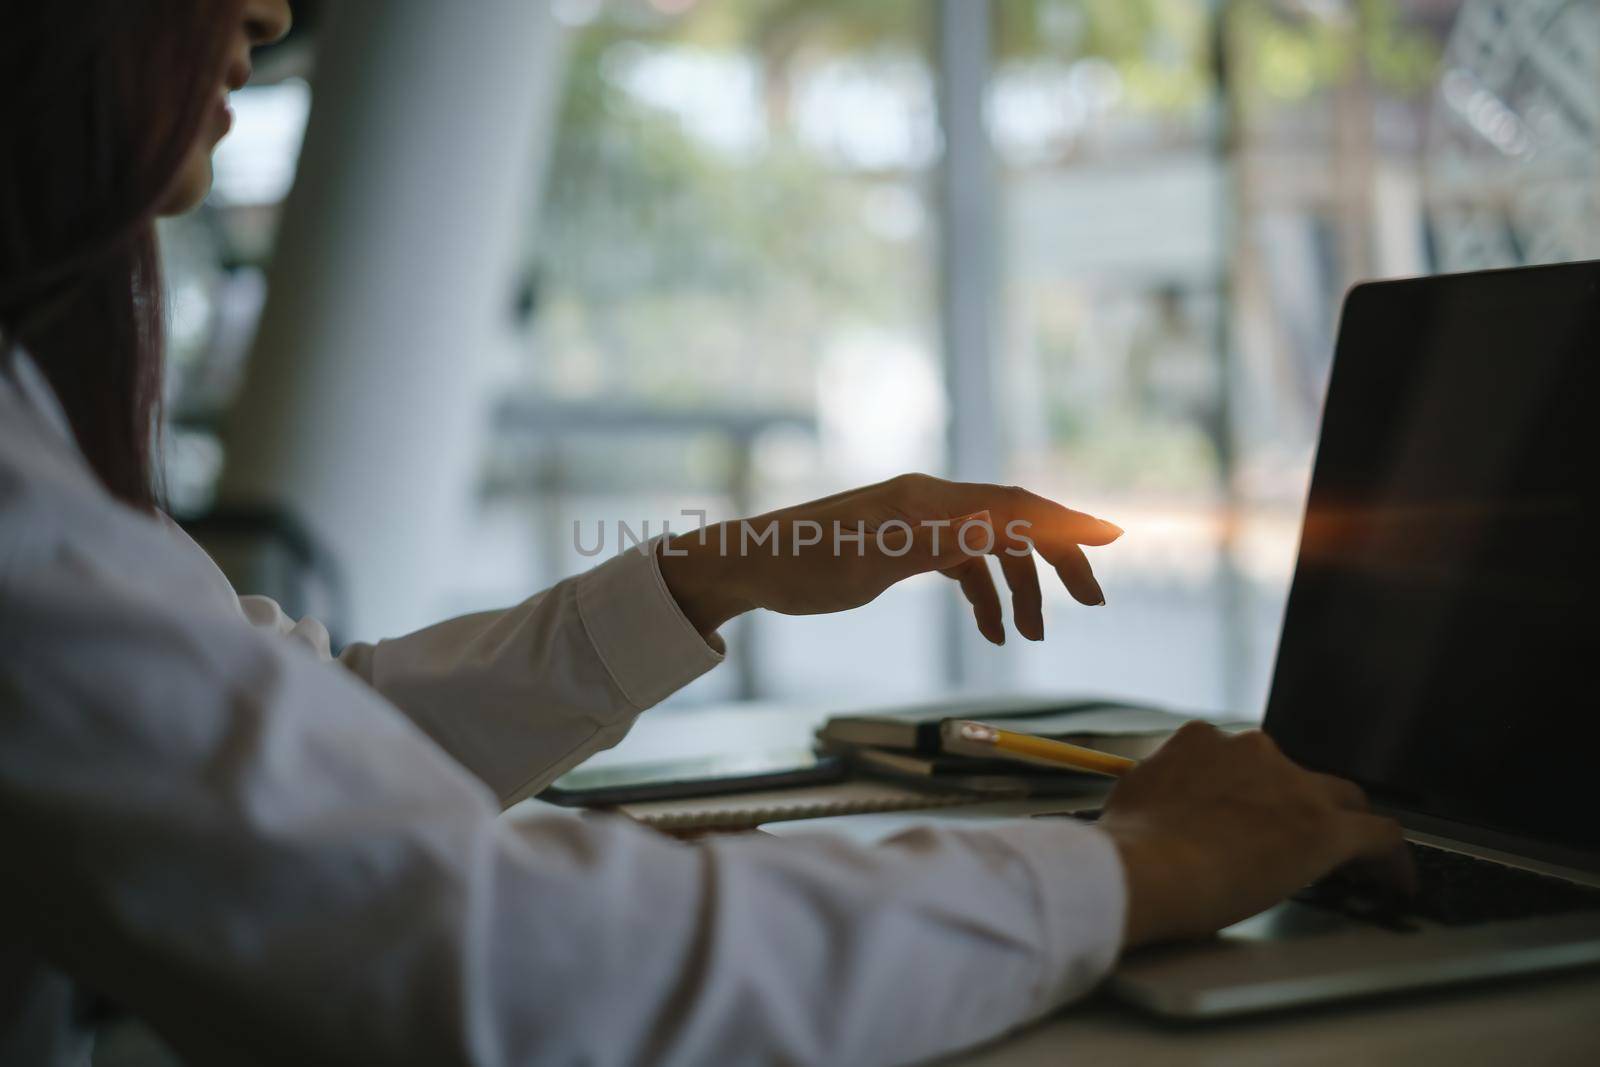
(962, 964, 1600, 1065)
(951, 968, 1600, 1065)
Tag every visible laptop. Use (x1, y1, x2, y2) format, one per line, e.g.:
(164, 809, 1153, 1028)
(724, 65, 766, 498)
(1109, 258, 1600, 1017)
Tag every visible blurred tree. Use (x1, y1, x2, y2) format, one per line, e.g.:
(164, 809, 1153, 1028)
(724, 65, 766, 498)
(529, 1, 929, 407)
(1232, 0, 1442, 109)
(525, 0, 1443, 410)
(997, 0, 1211, 114)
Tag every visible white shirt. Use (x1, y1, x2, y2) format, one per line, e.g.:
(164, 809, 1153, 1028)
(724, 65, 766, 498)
(0, 348, 1126, 1066)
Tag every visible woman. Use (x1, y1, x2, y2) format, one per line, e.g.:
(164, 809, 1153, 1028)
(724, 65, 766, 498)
(0, 2, 1411, 1064)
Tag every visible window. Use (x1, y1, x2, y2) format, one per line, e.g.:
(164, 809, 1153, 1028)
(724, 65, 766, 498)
(485, 0, 948, 703)
(990, 0, 1599, 715)
(161, 0, 1599, 716)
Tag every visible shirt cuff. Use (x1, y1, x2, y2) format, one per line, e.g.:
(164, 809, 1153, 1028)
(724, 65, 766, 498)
(988, 820, 1128, 1011)
(575, 537, 725, 712)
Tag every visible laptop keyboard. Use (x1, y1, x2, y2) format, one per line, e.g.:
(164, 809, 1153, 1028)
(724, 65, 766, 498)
(1296, 842, 1600, 930)
(1036, 809, 1600, 930)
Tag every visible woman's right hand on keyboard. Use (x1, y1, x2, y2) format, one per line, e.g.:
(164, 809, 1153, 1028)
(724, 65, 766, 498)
(1100, 721, 1418, 948)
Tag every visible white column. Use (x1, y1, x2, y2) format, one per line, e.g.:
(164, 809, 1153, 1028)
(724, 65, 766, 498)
(221, 0, 564, 638)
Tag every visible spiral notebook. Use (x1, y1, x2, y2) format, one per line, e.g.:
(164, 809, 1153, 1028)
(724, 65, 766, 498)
(617, 781, 979, 834)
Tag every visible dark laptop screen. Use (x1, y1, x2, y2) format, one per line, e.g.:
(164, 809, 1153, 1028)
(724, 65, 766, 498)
(1265, 260, 1596, 853)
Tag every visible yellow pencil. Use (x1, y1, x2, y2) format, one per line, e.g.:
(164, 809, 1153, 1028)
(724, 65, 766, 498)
(951, 720, 1138, 777)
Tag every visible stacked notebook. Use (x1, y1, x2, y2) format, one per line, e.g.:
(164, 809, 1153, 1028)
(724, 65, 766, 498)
(617, 781, 978, 834)
(816, 697, 1197, 796)
(584, 698, 1211, 834)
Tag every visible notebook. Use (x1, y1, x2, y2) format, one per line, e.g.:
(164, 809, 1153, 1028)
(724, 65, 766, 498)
(814, 695, 1119, 752)
(840, 747, 1104, 795)
(817, 700, 1196, 757)
(616, 780, 979, 834)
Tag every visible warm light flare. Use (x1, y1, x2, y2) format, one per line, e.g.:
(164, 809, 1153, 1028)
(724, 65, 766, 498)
(1295, 497, 1581, 604)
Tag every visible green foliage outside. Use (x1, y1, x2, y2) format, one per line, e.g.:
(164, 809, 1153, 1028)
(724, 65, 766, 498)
(527, 0, 1447, 491)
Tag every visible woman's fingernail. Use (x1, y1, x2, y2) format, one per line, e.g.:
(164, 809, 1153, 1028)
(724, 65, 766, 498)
(1098, 520, 1124, 539)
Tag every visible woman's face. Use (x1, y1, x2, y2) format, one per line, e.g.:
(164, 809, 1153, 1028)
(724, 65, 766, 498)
(158, 0, 293, 216)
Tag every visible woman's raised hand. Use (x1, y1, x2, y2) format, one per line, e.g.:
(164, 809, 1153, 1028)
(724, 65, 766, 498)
(657, 473, 1123, 645)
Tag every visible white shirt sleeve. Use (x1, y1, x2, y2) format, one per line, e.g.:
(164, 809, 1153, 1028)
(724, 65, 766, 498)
(232, 540, 723, 805)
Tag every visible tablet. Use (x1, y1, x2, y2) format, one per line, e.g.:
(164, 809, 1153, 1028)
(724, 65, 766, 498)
(540, 748, 844, 807)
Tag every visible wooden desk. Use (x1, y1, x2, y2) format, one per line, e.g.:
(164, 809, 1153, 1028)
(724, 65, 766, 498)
(953, 968, 1600, 1066)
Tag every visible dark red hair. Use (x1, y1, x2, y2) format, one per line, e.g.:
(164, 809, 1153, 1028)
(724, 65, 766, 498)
(0, 1, 242, 509)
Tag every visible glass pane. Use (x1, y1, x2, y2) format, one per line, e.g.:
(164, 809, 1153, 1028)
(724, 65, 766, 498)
(993, 0, 1599, 717)
(477, 0, 945, 703)
(993, 0, 1232, 711)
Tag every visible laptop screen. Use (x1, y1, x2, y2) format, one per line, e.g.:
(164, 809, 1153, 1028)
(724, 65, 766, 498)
(1265, 260, 1596, 854)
